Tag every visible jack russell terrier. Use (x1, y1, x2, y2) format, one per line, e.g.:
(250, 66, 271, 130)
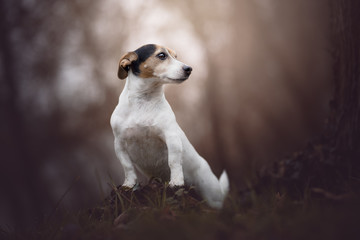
(110, 44, 229, 208)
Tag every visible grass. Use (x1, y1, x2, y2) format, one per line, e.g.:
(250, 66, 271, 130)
(2, 178, 360, 240)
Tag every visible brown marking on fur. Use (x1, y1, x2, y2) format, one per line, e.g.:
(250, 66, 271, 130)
(138, 45, 165, 78)
(118, 52, 138, 79)
(138, 60, 156, 78)
(127, 45, 179, 79)
(166, 48, 177, 59)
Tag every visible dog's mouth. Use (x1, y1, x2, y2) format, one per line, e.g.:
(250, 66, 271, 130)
(167, 76, 189, 82)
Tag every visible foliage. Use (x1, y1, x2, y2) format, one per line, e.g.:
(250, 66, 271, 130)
(2, 178, 359, 240)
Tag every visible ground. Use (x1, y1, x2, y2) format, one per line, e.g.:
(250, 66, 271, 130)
(2, 177, 359, 240)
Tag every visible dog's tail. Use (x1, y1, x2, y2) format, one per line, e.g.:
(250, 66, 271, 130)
(206, 170, 229, 209)
(195, 166, 230, 209)
(219, 170, 230, 198)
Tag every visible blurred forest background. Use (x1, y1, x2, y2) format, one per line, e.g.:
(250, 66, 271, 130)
(0, 0, 333, 228)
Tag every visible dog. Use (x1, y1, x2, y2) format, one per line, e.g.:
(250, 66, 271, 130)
(110, 44, 229, 208)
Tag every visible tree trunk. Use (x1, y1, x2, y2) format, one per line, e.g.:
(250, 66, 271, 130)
(327, 0, 360, 177)
(262, 0, 360, 196)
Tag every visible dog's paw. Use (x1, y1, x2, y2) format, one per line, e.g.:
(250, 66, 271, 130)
(122, 181, 136, 189)
(119, 185, 133, 192)
(169, 180, 184, 188)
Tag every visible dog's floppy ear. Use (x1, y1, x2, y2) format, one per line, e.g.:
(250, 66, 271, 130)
(118, 51, 138, 80)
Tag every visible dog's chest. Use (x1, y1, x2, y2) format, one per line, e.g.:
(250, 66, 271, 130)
(123, 125, 170, 180)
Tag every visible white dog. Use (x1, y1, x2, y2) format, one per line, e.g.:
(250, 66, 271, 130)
(110, 44, 229, 208)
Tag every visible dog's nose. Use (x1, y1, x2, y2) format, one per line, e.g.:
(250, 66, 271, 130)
(183, 65, 192, 75)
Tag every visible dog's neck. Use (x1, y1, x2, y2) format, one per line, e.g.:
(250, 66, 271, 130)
(123, 72, 165, 103)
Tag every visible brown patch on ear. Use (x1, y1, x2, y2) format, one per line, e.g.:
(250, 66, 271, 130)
(118, 52, 138, 79)
(166, 48, 177, 59)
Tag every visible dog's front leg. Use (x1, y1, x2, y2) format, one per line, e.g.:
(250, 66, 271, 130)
(165, 133, 184, 187)
(114, 138, 137, 188)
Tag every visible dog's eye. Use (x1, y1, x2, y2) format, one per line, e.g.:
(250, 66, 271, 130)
(157, 52, 167, 60)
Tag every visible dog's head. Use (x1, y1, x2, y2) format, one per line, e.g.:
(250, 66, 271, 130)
(118, 44, 192, 83)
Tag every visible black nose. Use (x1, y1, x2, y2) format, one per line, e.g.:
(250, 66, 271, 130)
(183, 65, 192, 75)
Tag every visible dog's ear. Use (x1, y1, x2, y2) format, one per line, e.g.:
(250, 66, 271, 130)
(118, 51, 138, 80)
(166, 48, 177, 59)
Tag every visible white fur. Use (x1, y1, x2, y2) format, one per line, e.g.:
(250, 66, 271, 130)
(110, 51, 229, 208)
